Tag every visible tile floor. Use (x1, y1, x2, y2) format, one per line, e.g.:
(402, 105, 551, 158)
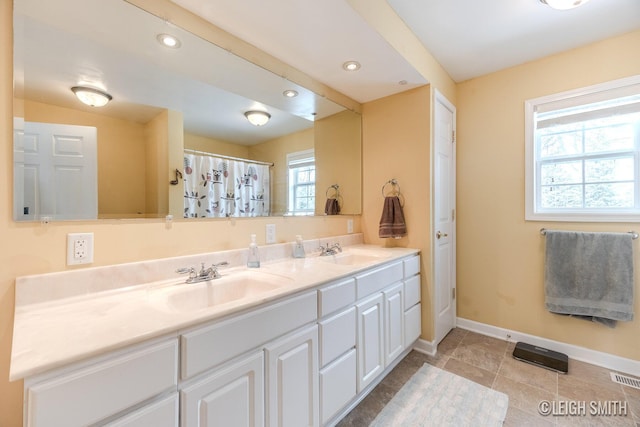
(337, 328, 640, 426)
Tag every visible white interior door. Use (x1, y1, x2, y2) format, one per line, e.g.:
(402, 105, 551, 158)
(434, 91, 456, 345)
(15, 121, 97, 221)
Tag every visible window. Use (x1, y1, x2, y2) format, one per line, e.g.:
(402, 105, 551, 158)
(525, 76, 640, 222)
(287, 149, 315, 215)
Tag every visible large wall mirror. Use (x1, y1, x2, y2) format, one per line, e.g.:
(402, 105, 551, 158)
(13, 0, 362, 221)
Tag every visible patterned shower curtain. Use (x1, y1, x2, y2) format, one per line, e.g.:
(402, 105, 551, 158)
(183, 153, 270, 218)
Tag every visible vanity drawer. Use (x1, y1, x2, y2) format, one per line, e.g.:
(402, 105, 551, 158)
(181, 290, 317, 379)
(318, 278, 356, 317)
(26, 338, 178, 427)
(355, 261, 403, 299)
(404, 274, 421, 308)
(403, 256, 420, 278)
(319, 306, 356, 366)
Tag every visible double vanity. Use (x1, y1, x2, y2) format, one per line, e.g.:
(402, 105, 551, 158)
(11, 235, 421, 426)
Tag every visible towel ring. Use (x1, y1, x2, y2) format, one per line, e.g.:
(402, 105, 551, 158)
(326, 184, 340, 199)
(381, 179, 401, 197)
(381, 179, 404, 207)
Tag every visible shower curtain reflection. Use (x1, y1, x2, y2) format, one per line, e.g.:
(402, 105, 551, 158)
(183, 153, 270, 218)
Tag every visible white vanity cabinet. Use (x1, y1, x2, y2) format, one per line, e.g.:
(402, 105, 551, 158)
(265, 324, 319, 427)
(179, 290, 317, 427)
(356, 292, 385, 392)
(403, 257, 422, 347)
(18, 251, 421, 427)
(24, 337, 179, 427)
(317, 278, 357, 425)
(180, 351, 264, 427)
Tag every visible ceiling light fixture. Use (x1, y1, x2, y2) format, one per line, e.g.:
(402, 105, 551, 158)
(244, 110, 271, 126)
(342, 61, 361, 72)
(539, 0, 590, 10)
(71, 86, 112, 107)
(283, 89, 298, 98)
(156, 33, 181, 48)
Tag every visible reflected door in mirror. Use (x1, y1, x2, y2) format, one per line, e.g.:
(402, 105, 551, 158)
(14, 121, 98, 221)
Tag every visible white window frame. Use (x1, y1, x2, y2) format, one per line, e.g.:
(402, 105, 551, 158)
(525, 75, 640, 222)
(286, 149, 315, 216)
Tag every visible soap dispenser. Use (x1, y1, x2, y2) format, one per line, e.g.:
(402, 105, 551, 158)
(293, 235, 306, 258)
(247, 234, 260, 268)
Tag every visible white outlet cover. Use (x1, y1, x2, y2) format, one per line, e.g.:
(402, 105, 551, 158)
(266, 224, 276, 244)
(67, 233, 94, 265)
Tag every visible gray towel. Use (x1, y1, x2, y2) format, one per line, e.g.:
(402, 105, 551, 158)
(379, 196, 407, 238)
(544, 230, 634, 327)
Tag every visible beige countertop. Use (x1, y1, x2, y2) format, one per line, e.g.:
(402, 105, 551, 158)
(10, 243, 419, 381)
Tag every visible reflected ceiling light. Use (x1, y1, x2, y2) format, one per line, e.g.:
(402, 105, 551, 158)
(283, 89, 298, 98)
(342, 60, 361, 71)
(156, 33, 181, 48)
(539, 0, 590, 10)
(71, 86, 112, 107)
(244, 110, 271, 126)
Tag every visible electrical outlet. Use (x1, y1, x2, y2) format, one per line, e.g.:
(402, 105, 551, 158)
(67, 233, 94, 265)
(266, 224, 276, 244)
(347, 219, 354, 234)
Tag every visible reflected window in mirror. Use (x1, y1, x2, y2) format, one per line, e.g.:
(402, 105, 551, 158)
(287, 149, 315, 216)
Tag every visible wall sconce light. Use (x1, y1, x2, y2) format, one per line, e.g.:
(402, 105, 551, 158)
(244, 110, 271, 126)
(71, 86, 112, 107)
(539, 0, 590, 10)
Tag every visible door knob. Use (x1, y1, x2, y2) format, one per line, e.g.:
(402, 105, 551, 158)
(436, 231, 448, 239)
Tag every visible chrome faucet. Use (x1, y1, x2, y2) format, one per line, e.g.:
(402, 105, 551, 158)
(319, 243, 342, 256)
(176, 261, 228, 283)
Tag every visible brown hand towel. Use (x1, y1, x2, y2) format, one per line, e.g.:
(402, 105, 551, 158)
(325, 198, 340, 215)
(379, 196, 407, 238)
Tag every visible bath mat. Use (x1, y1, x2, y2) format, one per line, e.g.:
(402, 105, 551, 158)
(370, 364, 509, 426)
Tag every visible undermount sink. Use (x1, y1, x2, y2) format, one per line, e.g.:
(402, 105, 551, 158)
(316, 251, 390, 266)
(157, 271, 292, 312)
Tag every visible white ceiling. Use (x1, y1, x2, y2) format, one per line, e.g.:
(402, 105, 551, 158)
(173, 0, 640, 93)
(388, 0, 640, 82)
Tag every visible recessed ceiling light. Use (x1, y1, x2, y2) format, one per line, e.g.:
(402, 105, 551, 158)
(283, 90, 298, 98)
(342, 61, 361, 72)
(157, 33, 181, 48)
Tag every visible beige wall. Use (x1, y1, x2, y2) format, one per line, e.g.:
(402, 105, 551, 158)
(456, 30, 640, 361)
(315, 110, 362, 215)
(362, 86, 434, 339)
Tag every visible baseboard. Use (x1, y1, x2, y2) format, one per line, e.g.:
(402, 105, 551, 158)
(412, 338, 436, 357)
(456, 317, 640, 377)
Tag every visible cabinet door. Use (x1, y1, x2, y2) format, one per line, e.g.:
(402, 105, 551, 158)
(319, 349, 356, 425)
(181, 351, 264, 427)
(265, 325, 319, 427)
(384, 282, 404, 366)
(356, 293, 384, 392)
